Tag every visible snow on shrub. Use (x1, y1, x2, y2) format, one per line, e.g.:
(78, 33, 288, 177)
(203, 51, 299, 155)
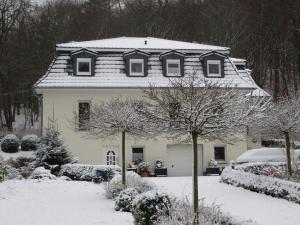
(156, 197, 255, 225)
(221, 167, 300, 204)
(1, 134, 19, 153)
(21, 134, 40, 151)
(115, 188, 139, 212)
(132, 191, 171, 225)
(104, 172, 155, 199)
(137, 161, 151, 173)
(235, 162, 286, 175)
(0, 159, 7, 182)
(30, 167, 57, 180)
(59, 164, 120, 182)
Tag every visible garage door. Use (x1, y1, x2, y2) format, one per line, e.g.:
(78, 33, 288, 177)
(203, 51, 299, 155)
(167, 144, 204, 176)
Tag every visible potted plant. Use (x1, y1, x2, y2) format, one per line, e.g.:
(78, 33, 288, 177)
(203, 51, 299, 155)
(137, 161, 151, 177)
(206, 159, 220, 175)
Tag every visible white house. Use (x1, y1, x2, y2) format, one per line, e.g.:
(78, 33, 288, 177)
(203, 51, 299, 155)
(34, 37, 267, 176)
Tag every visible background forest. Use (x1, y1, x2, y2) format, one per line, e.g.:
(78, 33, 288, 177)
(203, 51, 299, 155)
(0, 0, 300, 132)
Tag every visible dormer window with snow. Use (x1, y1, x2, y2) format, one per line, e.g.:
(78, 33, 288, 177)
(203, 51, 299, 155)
(207, 60, 221, 77)
(77, 58, 92, 76)
(160, 50, 185, 77)
(166, 59, 180, 76)
(129, 59, 144, 76)
(200, 51, 226, 78)
(124, 50, 150, 77)
(71, 48, 97, 76)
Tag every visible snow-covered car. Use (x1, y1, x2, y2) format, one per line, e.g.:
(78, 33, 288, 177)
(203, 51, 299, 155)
(235, 148, 300, 164)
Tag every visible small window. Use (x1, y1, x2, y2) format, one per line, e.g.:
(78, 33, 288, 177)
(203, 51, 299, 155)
(107, 150, 116, 165)
(167, 59, 180, 76)
(78, 102, 90, 130)
(214, 146, 225, 161)
(77, 58, 91, 75)
(236, 64, 245, 70)
(132, 147, 144, 163)
(207, 60, 221, 77)
(129, 59, 144, 76)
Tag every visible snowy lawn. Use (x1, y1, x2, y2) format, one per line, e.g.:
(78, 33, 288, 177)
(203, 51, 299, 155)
(0, 179, 133, 225)
(150, 176, 300, 225)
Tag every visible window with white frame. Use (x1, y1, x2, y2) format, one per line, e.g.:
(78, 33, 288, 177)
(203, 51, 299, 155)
(77, 58, 91, 75)
(129, 59, 144, 76)
(166, 59, 180, 76)
(106, 150, 116, 165)
(214, 146, 226, 161)
(207, 60, 221, 77)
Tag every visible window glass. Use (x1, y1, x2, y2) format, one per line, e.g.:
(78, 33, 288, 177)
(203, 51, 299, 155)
(132, 147, 144, 163)
(208, 63, 220, 74)
(167, 60, 180, 75)
(78, 102, 90, 130)
(214, 146, 225, 161)
(78, 62, 90, 72)
(130, 59, 144, 75)
(77, 58, 91, 75)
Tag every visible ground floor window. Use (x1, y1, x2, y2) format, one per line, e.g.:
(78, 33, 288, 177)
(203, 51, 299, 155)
(132, 147, 144, 164)
(214, 146, 226, 161)
(106, 150, 116, 165)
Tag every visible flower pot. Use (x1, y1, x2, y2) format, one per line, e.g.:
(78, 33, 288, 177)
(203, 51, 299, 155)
(139, 171, 150, 177)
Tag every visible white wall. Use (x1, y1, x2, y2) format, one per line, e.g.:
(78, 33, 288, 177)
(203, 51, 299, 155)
(41, 88, 253, 170)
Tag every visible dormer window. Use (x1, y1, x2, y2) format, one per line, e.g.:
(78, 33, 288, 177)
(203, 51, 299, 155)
(123, 50, 150, 77)
(200, 51, 226, 78)
(129, 59, 144, 76)
(77, 58, 91, 76)
(207, 60, 221, 77)
(71, 48, 97, 76)
(166, 59, 180, 76)
(160, 50, 185, 77)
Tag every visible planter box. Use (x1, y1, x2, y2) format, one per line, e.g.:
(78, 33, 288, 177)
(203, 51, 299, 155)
(205, 167, 221, 175)
(155, 168, 168, 176)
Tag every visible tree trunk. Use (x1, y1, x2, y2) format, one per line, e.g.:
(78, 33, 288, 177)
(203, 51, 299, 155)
(284, 131, 292, 176)
(121, 131, 126, 187)
(192, 132, 199, 224)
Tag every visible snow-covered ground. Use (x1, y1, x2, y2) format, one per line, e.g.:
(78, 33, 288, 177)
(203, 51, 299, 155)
(150, 176, 300, 225)
(0, 179, 133, 225)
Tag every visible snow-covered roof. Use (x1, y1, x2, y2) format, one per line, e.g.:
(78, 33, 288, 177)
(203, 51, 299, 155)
(34, 37, 268, 92)
(230, 57, 246, 63)
(34, 53, 260, 90)
(56, 37, 230, 52)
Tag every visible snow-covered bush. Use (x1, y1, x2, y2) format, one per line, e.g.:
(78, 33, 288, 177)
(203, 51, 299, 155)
(137, 161, 151, 173)
(156, 197, 255, 225)
(132, 191, 171, 225)
(1, 134, 19, 153)
(235, 162, 286, 175)
(30, 167, 57, 180)
(104, 172, 155, 199)
(208, 159, 218, 168)
(59, 164, 120, 182)
(6, 156, 36, 178)
(260, 166, 284, 178)
(221, 167, 300, 204)
(21, 134, 40, 151)
(0, 159, 7, 182)
(36, 127, 74, 166)
(115, 188, 139, 212)
(104, 174, 124, 199)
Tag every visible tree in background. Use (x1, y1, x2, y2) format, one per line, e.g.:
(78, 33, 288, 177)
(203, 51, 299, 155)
(256, 95, 300, 175)
(72, 98, 147, 187)
(139, 73, 268, 223)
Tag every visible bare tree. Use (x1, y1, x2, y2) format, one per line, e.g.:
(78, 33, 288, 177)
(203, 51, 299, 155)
(256, 95, 300, 175)
(140, 74, 267, 224)
(73, 97, 146, 187)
